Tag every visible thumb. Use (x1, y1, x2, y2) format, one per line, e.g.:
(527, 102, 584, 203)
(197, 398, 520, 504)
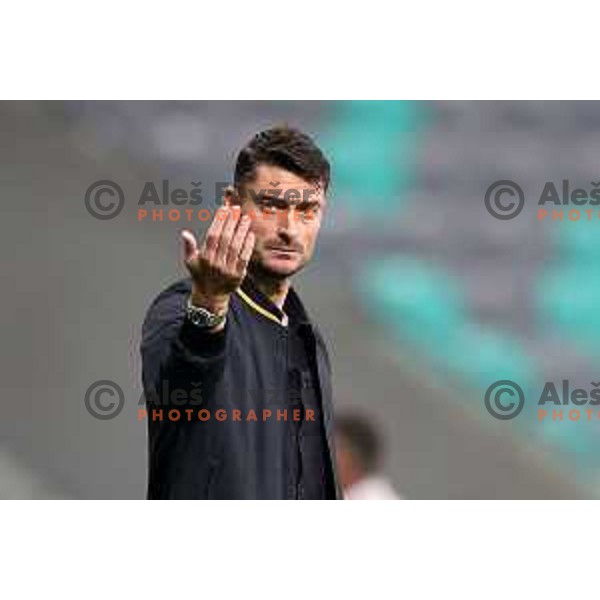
(180, 229, 198, 263)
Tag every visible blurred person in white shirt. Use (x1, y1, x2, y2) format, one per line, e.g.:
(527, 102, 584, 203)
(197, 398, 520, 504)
(334, 412, 402, 500)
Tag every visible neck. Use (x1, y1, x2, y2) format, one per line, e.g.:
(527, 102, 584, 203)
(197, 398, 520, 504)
(247, 268, 290, 310)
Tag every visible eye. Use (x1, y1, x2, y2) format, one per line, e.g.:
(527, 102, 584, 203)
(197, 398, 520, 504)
(300, 205, 320, 221)
(260, 202, 277, 213)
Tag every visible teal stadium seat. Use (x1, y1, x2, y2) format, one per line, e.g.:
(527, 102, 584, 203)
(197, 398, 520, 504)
(356, 258, 536, 394)
(322, 101, 426, 218)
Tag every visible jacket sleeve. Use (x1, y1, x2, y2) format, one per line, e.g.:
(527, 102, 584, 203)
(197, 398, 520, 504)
(140, 281, 228, 409)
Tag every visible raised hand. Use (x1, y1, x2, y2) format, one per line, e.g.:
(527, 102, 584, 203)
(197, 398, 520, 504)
(181, 203, 255, 325)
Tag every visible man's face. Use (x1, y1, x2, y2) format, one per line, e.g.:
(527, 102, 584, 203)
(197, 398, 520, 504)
(236, 164, 326, 280)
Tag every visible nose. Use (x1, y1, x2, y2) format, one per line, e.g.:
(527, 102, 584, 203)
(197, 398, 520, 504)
(276, 206, 299, 241)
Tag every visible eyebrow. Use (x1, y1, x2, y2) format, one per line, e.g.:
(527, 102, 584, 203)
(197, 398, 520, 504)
(259, 193, 321, 205)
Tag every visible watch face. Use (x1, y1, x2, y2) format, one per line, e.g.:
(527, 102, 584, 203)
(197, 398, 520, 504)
(187, 303, 223, 328)
(188, 306, 209, 327)
(190, 311, 204, 326)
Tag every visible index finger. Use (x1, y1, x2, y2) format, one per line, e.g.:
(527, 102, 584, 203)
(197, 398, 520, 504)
(200, 205, 230, 257)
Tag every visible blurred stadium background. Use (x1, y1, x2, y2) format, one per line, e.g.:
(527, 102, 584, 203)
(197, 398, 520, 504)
(2, 100, 600, 499)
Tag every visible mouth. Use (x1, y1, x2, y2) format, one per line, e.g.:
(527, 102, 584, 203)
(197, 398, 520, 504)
(266, 246, 301, 255)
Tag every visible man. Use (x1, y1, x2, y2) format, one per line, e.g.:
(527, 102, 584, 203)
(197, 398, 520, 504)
(335, 412, 401, 500)
(141, 125, 340, 499)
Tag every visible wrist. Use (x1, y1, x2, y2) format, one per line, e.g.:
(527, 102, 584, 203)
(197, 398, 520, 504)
(186, 295, 228, 332)
(190, 288, 230, 316)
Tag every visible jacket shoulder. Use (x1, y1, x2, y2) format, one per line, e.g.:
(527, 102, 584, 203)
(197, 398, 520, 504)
(150, 277, 192, 304)
(142, 277, 192, 334)
(146, 277, 191, 309)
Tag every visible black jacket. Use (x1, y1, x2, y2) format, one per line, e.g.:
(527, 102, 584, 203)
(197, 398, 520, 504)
(140, 276, 341, 499)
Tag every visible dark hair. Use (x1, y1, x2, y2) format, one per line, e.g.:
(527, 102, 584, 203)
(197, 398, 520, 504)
(335, 412, 382, 474)
(234, 125, 330, 196)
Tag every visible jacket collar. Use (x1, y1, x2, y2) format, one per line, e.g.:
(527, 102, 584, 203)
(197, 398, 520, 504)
(236, 275, 309, 328)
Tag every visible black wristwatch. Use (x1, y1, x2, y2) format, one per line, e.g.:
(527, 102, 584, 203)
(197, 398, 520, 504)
(185, 296, 226, 329)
